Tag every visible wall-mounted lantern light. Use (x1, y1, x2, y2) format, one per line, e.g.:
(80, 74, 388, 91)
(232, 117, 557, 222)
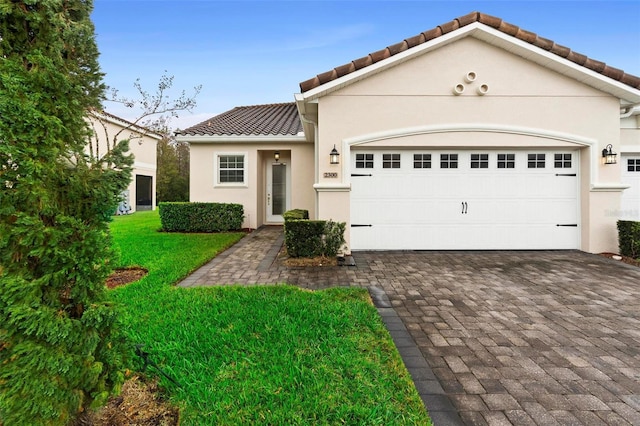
(330, 145, 340, 165)
(602, 144, 617, 165)
(274, 151, 280, 162)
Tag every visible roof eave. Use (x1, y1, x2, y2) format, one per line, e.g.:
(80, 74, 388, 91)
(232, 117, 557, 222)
(298, 22, 640, 104)
(89, 111, 164, 141)
(176, 134, 308, 143)
(295, 93, 317, 142)
(472, 25, 640, 104)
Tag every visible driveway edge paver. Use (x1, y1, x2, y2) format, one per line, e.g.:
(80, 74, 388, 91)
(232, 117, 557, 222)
(369, 286, 464, 426)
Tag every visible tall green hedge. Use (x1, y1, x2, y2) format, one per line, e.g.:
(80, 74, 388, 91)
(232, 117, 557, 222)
(159, 202, 244, 232)
(618, 220, 640, 258)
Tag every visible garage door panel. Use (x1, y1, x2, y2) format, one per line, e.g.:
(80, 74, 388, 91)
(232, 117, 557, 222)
(350, 149, 578, 250)
(350, 223, 577, 250)
(621, 155, 640, 221)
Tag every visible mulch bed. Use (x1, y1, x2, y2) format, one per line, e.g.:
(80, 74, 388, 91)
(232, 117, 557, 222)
(276, 245, 337, 267)
(106, 267, 148, 289)
(87, 376, 179, 426)
(599, 252, 640, 268)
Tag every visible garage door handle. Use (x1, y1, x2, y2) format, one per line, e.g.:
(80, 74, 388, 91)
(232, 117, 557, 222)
(555, 173, 577, 177)
(351, 174, 372, 177)
(351, 224, 372, 227)
(556, 224, 578, 227)
(461, 202, 468, 214)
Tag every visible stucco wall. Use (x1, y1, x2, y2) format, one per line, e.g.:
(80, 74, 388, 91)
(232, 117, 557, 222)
(190, 141, 314, 229)
(313, 36, 624, 253)
(88, 116, 159, 212)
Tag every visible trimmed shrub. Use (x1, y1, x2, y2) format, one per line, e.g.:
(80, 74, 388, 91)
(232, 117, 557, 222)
(285, 220, 326, 257)
(618, 220, 640, 258)
(323, 220, 346, 257)
(159, 202, 244, 232)
(283, 209, 346, 258)
(283, 209, 309, 221)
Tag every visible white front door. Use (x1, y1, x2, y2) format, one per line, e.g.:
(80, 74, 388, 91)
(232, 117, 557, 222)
(266, 162, 289, 223)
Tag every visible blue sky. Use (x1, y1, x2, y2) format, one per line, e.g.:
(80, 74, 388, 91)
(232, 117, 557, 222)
(92, 1, 640, 129)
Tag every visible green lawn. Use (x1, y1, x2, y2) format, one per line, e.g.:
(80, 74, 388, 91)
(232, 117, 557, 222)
(108, 211, 431, 425)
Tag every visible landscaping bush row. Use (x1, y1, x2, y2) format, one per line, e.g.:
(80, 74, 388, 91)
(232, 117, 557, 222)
(283, 209, 345, 258)
(618, 220, 640, 258)
(158, 202, 244, 232)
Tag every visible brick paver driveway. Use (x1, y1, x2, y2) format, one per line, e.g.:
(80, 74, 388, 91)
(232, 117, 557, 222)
(180, 227, 640, 425)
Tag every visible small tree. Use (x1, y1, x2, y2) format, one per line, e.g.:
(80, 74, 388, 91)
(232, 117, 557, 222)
(94, 75, 199, 203)
(0, 1, 130, 424)
(157, 135, 190, 202)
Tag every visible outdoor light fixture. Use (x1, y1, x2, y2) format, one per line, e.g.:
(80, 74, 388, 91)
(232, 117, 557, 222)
(274, 151, 280, 162)
(330, 145, 340, 165)
(602, 144, 617, 165)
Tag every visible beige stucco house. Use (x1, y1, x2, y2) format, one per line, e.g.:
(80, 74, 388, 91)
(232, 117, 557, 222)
(178, 12, 640, 254)
(89, 111, 161, 213)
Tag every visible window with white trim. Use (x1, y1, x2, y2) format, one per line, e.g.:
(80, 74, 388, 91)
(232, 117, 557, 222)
(216, 154, 245, 185)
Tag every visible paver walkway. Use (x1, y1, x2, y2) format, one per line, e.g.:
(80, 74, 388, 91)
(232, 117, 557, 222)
(179, 226, 640, 426)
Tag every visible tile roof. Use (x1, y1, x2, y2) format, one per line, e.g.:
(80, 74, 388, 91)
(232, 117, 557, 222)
(177, 103, 302, 136)
(299, 11, 640, 93)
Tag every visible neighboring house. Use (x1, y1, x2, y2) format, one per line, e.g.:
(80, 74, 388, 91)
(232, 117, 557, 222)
(89, 111, 162, 213)
(177, 12, 640, 254)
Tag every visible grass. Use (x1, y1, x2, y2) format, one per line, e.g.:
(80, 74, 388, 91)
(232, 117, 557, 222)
(108, 211, 431, 425)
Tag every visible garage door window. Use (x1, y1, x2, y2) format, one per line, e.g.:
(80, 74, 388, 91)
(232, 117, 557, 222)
(413, 154, 431, 169)
(528, 154, 545, 168)
(497, 154, 515, 169)
(628, 158, 640, 172)
(383, 153, 401, 169)
(355, 153, 374, 169)
(554, 154, 572, 168)
(471, 154, 489, 169)
(441, 154, 458, 169)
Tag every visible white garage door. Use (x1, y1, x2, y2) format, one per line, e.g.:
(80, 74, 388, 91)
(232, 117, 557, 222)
(350, 150, 579, 250)
(621, 154, 640, 221)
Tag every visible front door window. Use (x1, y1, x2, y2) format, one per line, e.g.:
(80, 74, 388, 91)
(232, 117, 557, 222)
(267, 160, 288, 223)
(271, 164, 286, 216)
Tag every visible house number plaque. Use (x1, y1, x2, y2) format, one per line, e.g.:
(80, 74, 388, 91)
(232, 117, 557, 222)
(323, 172, 338, 178)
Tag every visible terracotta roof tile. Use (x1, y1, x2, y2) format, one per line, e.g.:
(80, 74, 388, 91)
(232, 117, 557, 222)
(477, 13, 502, 29)
(299, 11, 640, 92)
(550, 42, 571, 58)
(177, 103, 302, 136)
(422, 27, 442, 41)
(405, 33, 425, 48)
(533, 36, 554, 51)
(439, 19, 461, 34)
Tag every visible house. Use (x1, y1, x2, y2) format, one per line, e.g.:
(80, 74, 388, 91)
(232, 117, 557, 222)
(88, 111, 161, 213)
(177, 12, 640, 254)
